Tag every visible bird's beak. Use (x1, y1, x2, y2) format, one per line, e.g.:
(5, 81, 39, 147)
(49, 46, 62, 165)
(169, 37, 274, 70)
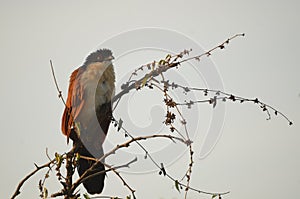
(104, 55, 114, 66)
(106, 56, 114, 61)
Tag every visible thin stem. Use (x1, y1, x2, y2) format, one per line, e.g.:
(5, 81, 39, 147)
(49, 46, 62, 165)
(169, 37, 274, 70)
(11, 159, 55, 199)
(50, 60, 66, 106)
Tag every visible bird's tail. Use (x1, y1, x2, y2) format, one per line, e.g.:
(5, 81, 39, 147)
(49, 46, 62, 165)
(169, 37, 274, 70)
(77, 144, 105, 194)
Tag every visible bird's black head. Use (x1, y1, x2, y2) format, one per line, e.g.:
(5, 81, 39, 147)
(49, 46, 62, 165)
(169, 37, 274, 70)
(84, 49, 114, 66)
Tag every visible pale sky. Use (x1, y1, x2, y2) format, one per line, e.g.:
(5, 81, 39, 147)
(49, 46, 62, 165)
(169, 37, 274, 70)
(1, 1, 299, 199)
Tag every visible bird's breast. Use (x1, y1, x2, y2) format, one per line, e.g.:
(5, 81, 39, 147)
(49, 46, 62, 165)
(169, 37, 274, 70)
(77, 62, 115, 127)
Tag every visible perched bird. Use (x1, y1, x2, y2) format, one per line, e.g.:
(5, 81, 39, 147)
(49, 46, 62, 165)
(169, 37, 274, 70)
(61, 49, 115, 194)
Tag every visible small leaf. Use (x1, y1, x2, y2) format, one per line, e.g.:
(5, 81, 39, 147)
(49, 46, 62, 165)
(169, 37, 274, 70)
(118, 118, 123, 132)
(165, 54, 172, 62)
(229, 95, 236, 101)
(43, 187, 48, 199)
(126, 196, 131, 199)
(83, 193, 91, 199)
(289, 121, 293, 125)
(38, 180, 42, 192)
(55, 153, 62, 168)
(158, 59, 166, 65)
(183, 87, 190, 93)
(212, 194, 217, 199)
(55, 152, 60, 161)
(76, 153, 81, 161)
(141, 75, 148, 88)
(160, 163, 167, 176)
(274, 110, 278, 115)
(175, 180, 180, 192)
(212, 96, 217, 108)
(181, 119, 187, 125)
(170, 126, 175, 132)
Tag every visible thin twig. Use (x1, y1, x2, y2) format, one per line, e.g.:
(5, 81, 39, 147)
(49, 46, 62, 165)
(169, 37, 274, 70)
(171, 83, 293, 125)
(184, 145, 194, 199)
(105, 163, 136, 199)
(113, 122, 229, 197)
(50, 60, 66, 106)
(180, 33, 245, 64)
(71, 134, 186, 193)
(11, 159, 55, 199)
(112, 34, 245, 106)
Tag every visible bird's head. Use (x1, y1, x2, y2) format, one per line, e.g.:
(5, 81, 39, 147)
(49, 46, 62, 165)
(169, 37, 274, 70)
(84, 49, 114, 66)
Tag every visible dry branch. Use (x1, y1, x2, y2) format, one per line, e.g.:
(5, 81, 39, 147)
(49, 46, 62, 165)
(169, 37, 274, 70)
(11, 159, 55, 199)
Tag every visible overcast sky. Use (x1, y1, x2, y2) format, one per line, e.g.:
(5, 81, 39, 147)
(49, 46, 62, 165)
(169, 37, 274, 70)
(1, 1, 299, 199)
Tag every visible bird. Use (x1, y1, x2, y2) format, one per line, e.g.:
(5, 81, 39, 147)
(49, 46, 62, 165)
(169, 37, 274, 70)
(61, 49, 115, 194)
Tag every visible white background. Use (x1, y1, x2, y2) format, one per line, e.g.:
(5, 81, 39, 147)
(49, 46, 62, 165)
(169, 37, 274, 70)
(1, 1, 299, 199)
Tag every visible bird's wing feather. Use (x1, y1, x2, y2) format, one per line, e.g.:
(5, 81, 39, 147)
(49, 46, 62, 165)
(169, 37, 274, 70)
(61, 67, 85, 140)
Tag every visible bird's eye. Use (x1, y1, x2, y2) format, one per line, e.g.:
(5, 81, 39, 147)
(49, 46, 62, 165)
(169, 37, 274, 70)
(102, 80, 106, 85)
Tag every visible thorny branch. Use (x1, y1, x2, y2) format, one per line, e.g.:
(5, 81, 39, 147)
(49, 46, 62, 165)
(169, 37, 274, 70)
(112, 119, 230, 198)
(11, 159, 56, 199)
(112, 33, 245, 107)
(172, 84, 293, 125)
(70, 133, 188, 196)
(104, 162, 137, 198)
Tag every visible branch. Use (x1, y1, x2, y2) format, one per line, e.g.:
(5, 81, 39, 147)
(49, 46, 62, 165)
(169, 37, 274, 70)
(112, 121, 229, 197)
(112, 34, 245, 106)
(77, 156, 137, 198)
(71, 134, 186, 193)
(184, 145, 194, 199)
(50, 60, 66, 106)
(11, 159, 55, 199)
(179, 33, 245, 64)
(104, 161, 137, 199)
(171, 83, 293, 125)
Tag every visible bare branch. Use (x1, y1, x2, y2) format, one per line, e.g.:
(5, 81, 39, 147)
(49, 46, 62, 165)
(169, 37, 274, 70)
(105, 163, 136, 199)
(71, 134, 186, 193)
(112, 34, 245, 107)
(50, 60, 66, 106)
(171, 83, 293, 125)
(11, 159, 55, 199)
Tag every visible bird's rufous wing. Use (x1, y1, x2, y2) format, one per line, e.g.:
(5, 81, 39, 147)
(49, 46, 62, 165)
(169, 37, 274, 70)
(61, 67, 85, 141)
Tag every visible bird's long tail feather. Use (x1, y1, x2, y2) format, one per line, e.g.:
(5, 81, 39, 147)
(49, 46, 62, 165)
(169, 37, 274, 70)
(76, 143, 105, 194)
